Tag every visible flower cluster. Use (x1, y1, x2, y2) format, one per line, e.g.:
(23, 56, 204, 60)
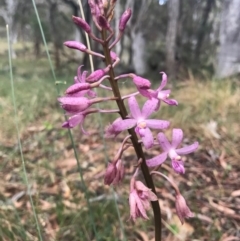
(58, 0, 198, 227)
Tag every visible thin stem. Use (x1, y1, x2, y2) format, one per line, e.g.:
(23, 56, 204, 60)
(77, 1, 126, 239)
(7, 25, 43, 241)
(101, 30, 162, 241)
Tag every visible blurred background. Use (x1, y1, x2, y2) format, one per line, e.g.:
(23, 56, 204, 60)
(0, 0, 240, 240)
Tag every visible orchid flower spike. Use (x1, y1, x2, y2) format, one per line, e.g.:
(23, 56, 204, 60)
(149, 72, 178, 111)
(129, 176, 158, 221)
(106, 96, 169, 149)
(146, 129, 199, 174)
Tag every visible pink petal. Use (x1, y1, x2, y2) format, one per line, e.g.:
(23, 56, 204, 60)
(135, 181, 149, 192)
(81, 71, 88, 82)
(157, 72, 168, 91)
(172, 129, 183, 148)
(138, 88, 152, 98)
(139, 128, 154, 149)
(66, 114, 84, 128)
(176, 142, 199, 155)
(129, 193, 137, 221)
(134, 192, 148, 219)
(112, 119, 137, 132)
(128, 96, 141, 119)
(148, 191, 158, 201)
(77, 65, 84, 82)
(157, 133, 171, 152)
(146, 119, 170, 130)
(146, 152, 168, 167)
(162, 98, 178, 106)
(141, 99, 158, 118)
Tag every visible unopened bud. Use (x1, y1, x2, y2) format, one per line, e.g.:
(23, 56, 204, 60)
(64, 41, 87, 52)
(65, 83, 91, 95)
(72, 16, 91, 33)
(86, 66, 110, 83)
(129, 74, 151, 89)
(97, 15, 111, 30)
(119, 8, 132, 31)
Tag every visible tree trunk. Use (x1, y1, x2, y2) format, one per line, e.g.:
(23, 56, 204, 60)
(166, 0, 180, 79)
(216, 0, 240, 78)
(0, 0, 18, 58)
(131, 31, 147, 75)
(194, 0, 215, 60)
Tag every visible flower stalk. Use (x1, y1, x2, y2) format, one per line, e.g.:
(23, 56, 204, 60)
(101, 29, 162, 241)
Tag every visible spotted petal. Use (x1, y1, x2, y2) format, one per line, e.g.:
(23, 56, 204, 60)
(172, 129, 183, 148)
(139, 128, 154, 149)
(156, 72, 168, 91)
(146, 152, 168, 167)
(176, 142, 199, 155)
(142, 99, 158, 119)
(62, 114, 84, 128)
(146, 119, 170, 130)
(157, 132, 171, 152)
(112, 119, 137, 132)
(128, 96, 141, 119)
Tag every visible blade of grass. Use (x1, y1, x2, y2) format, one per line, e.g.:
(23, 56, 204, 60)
(77, 1, 126, 240)
(30, 0, 98, 239)
(6, 24, 43, 241)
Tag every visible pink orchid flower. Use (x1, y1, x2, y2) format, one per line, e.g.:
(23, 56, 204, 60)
(109, 96, 169, 149)
(146, 129, 198, 174)
(129, 177, 158, 221)
(175, 193, 194, 224)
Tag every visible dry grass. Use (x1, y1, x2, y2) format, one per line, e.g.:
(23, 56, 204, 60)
(1, 49, 240, 240)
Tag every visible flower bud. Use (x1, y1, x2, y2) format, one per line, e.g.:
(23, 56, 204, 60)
(130, 74, 151, 89)
(86, 66, 110, 83)
(97, 15, 111, 30)
(65, 83, 91, 95)
(72, 16, 91, 33)
(64, 41, 87, 52)
(58, 97, 90, 113)
(175, 193, 194, 224)
(119, 9, 132, 31)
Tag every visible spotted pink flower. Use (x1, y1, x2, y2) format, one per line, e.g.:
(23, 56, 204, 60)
(129, 177, 158, 221)
(146, 129, 198, 174)
(108, 96, 169, 149)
